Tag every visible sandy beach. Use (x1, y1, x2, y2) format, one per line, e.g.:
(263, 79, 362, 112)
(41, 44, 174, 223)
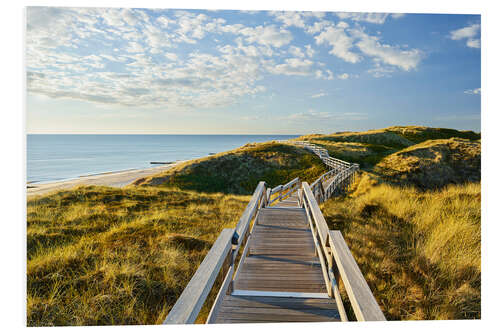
(27, 161, 186, 197)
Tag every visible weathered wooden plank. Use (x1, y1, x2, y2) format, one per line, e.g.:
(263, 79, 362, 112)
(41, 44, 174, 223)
(217, 306, 338, 318)
(164, 228, 234, 324)
(241, 263, 322, 270)
(237, 272, 324, 280)
(215, 316, 338, 323)
(231, 290, 329, 298)
(328, 230, 386, 321)
(215, 313, 338, 323)
(214, 294, 341, 323)
(220, 295, 338, 308)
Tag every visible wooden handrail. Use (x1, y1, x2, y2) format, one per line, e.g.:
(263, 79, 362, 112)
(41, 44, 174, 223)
(267, 177, 300, 206)
(163, 228, 234, 324)
(301, 182, 384, 322)
(328, 231, 386, 321)
(301, 182, 330, 250)
(301, 182, 348, 321)
(233, 181, 266, 249)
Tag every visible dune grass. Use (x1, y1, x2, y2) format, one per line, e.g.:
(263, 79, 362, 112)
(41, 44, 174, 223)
(134, 142, 328, 194)
(296, 126, 480, 150)
(27, 186, 251, 326)
(374, 138, 481, 189)
(321, 173, 481, 320)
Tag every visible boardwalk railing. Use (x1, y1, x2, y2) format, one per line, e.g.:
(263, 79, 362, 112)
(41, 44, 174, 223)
(164, 141, 384, 324)
(301, 182, 385, 321)
(310, 164, 359, 204)
(267, 177, 300, 206)
(286, 140, 352, 171)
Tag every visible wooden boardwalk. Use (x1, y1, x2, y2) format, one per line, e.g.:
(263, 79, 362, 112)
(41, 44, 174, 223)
(164, 141, 386, 325)
(214, 200, 341, 323)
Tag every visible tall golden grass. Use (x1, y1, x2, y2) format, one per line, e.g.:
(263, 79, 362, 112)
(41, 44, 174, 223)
(27, 186, 250, 326)
(322, 173, 480, 320)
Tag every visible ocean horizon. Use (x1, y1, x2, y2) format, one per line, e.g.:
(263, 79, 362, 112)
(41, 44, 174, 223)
(27, 134, 299, 184)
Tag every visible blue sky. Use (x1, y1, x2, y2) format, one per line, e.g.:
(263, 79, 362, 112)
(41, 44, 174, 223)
(26, 7, 481, 134)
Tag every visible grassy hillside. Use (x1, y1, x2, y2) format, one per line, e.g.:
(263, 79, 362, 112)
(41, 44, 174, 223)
(27, 186, 250, 326)
(296, 126, 480, 172)
(374, 138, 480, 189)
(134, 142, 328, 194)
(321, 174, 480, 320)
(297, 126, 480, 148)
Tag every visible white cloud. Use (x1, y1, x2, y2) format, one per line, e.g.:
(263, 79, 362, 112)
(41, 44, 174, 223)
(367, 63, 396, 78)
(289, 46, 305, 58)
(315, 26, 361, 63)
(126, 41, 144, 53)
(311, 92, 327, 98)
(286, 109, 368, 121)
(238, 25, 293, 48)
(391, 13, 406, 19)
(305, 44, 315, 57)
(464, 88, 481, 95)
(450, 23, 481, 48)
(269, 58, 314, 76)
(305, 20, 332, 34)
(336, 12, 390, 24)
(164, 53, 178, 61)
(354, 29, 423, 71)
(337, 73, 349, 80)
(315, 69, 335, 80)
(270, 11, 326, 29)
(270, 11, 306, 28)
(451, 23, 480, 40)
(466, 38, 480, 49)
(288, 109, 334, 120)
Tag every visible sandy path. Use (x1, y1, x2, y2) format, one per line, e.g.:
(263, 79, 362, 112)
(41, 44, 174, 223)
(27, 161, 186, 197)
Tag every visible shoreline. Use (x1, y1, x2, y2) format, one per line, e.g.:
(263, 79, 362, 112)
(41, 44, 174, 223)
(27, 160, 189, 197)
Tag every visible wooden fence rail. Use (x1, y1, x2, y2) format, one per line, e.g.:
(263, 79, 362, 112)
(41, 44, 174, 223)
(301, 182, 386, 322)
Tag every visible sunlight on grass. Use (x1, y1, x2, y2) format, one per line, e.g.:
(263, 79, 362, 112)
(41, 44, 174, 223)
(27, 186, 250, 326)
(322, 176, 480, 320)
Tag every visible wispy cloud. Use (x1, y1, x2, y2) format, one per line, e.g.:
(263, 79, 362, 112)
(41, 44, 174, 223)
(450, 23, 481, 49)
(464, 88, 481, 95)
(315, 24, 361, 63)
(353, 28, 424, 71)
(311, 92, 328, 98)
(286, 109, 368, 121)
(336, 12, 390, 25)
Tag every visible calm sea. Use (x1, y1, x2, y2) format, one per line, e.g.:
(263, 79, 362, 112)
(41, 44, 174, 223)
(27, 134, 299, 183)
